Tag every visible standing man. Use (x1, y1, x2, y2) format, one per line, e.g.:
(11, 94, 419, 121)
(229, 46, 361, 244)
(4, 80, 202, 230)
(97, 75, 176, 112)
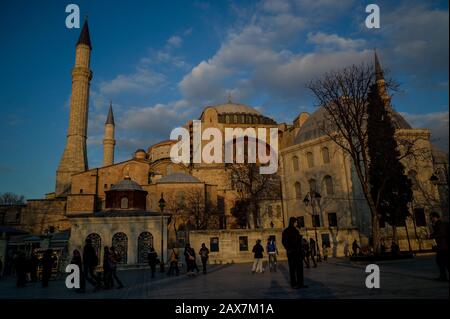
(199, 243, 210, 274)
(147, 247, 158, 279)
(282, 217, 307, 289)
(83, 239, 101, 290)
(251, 239, 264, 273)
(41, 249, 55, 288)
(109, 246, 124, 289)
(430, 212, 449, 281)
(309, 238, 318, 268)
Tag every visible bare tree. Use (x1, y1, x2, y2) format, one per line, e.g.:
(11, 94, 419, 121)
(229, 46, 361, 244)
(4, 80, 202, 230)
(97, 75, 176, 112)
(307, 63, 400, 253)
(230, 163, 281, 229)
(0, 192, 25, 205)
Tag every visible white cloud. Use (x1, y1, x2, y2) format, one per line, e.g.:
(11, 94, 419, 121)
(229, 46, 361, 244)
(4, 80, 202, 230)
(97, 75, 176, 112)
(99, 68, 166, 96)
(307, 32, 366, 50)
(167, 35, 182, 47)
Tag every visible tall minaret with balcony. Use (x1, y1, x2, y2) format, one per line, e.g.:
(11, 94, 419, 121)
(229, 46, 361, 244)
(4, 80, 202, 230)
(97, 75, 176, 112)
(55, 19, 93, 195)
(103, 102, 116, 166)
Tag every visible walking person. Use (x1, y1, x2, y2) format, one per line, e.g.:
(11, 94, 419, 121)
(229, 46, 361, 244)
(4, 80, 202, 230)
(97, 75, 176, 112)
(282, 217, 307, 289)
(309, 238, 317, 268)
(109, 246, 124, 289)
(251, 239, 264, 273)
(322, 244, 328, 262)
(167, 248, 179, 276)
(102, 247, 113, 289)
(83, 238, 101, 290)
(430, 212, 449, 281)
(15, 251, 27, 288)
(71, 249, 85, 293)
(199, 243, 210, 274)
(29, 251, 39, 283)
(184, 243, 199, 276)
(147, 247, 158, 279)
(302, 238, 311, 268)
(41, 249, 55, 288)
(266, 237, 278, 272)
(352, 240, 360, 257)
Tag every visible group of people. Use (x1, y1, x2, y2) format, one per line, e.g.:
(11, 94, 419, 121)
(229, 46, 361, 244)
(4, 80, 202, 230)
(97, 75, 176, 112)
(251, 237, 279, 273)
(12, 249, 55, 288)
(165, 243, 210, 277)
(70, 238, 124, 293)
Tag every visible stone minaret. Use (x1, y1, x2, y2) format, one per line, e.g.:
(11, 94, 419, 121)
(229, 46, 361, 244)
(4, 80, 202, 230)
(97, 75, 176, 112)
(55, 20, 93, 196)
(103, 102, 116, 166)
(374, 50, 391, 105)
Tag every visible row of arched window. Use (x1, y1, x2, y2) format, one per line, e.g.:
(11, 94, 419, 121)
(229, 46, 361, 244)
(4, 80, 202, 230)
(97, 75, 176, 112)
(292, 147, 330, 171)
(294, 176, 334, 199)
(86, 231, 154, 264)
(218, 113, 276, 125)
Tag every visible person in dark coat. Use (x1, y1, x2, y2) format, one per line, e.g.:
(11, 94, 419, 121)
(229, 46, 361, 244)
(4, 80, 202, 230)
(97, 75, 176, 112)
(41, 249, 55, 288)
(29, 251, 39, 283)
(352, 240, 360, 256)
(83, 239, 101, 290)
(147, 247, 158, 278)
(167, 248, 179, 276)
(71, 249, 84, 293)
(251, 240, 264, 273)
(103, 246, 113, 289)
(109, 246, 124, 289)
(184, 243, 199, 275)
(309, 238, 317, 267)
(199, 243, 210, 274)
(282, 217, 307, 289)
(15, 252, 27, 288)
(430, 212, 449, 281)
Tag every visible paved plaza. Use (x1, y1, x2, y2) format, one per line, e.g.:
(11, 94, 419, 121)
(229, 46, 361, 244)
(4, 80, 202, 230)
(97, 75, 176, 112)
(0, 255, 448, 299)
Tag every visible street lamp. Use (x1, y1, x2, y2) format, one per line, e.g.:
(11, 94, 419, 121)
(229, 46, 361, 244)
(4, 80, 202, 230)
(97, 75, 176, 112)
(303, 190, 322, 262)
(159, 193, 166, 273)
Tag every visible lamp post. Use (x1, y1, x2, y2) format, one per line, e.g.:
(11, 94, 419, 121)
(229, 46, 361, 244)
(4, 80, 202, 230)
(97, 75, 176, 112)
(159, 193, 166, 273)
(303, 190, 322, 262)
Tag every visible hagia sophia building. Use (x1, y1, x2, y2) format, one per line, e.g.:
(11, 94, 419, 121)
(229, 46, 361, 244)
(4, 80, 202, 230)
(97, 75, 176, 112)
(0, 21, 447, 266)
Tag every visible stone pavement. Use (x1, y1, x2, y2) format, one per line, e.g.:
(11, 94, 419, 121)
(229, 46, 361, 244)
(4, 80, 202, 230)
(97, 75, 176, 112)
(0, 255, 448, 299)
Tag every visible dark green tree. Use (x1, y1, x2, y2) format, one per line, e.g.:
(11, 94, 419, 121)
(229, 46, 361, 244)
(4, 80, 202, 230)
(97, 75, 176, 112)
(367, 81, 413, 245)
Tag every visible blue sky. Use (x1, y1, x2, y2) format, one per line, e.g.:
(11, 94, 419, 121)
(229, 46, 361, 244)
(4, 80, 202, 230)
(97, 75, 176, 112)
(0, 0, 448, 199)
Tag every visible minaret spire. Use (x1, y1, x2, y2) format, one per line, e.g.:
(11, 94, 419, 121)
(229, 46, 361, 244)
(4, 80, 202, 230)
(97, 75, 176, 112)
(374, 49, 384, 81)
(56, 19, 93, 195)
(103, 101, 116, 166)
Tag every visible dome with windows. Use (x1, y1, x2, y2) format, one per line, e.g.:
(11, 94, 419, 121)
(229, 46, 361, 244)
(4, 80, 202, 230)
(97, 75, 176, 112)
(109, 177, 144, 191)
(294, 106, 412, 144)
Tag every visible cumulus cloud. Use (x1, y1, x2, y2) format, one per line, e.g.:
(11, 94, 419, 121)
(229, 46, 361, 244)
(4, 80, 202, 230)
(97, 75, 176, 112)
(307, 32, 366, 51)
(401, 111, 449, 151)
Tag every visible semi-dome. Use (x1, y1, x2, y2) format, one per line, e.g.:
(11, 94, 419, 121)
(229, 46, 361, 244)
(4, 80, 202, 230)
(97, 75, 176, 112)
(157, 172, 201, 184)
(294, 106, 412, 144)
(110, 177, 144, 191)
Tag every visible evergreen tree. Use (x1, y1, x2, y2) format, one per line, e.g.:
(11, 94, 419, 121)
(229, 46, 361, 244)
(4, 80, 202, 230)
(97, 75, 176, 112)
(367, 82, 413, 244)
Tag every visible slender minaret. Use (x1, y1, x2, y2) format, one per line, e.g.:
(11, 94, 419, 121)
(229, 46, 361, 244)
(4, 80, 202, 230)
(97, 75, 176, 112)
(55, 19, 93, 195)
(374, 50, 391, 105)
(103, 102, 116, 166)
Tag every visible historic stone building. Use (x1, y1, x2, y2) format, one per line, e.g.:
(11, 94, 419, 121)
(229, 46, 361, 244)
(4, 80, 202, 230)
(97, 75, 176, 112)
(278, 53, 446, 255)
(1, 21, 447, 266)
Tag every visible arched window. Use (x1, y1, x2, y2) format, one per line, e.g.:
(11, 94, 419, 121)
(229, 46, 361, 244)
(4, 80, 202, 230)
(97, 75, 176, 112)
(267, 205, 273, 217)
(322, 147, 330, 164)
(233, 114, 238, 123)
(306, 152, 314, 168)
(308, 179, 317, 192)
(322, 175, 334, 195)
(137, 232, 154, 264)
(408, 170, 419, 190)
(120, 197, 129, 209)
(225, 115, 230, 124)
(86, 233, 101, 261)
(112, 232, 128, 264)
(292, 156, 299, 172)
(295, 182, 302, 198)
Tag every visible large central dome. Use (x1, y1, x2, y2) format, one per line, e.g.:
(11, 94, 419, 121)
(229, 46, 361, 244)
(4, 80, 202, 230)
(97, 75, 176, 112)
(295, 107, 412, 144)
(209, 102, 261, 115)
